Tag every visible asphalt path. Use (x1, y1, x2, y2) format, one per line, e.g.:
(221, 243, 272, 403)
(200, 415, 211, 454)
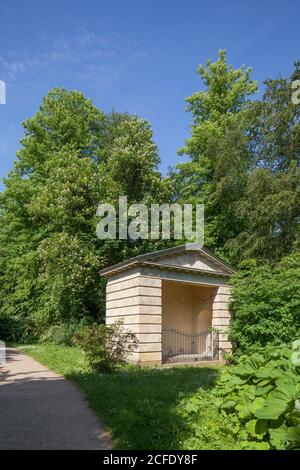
(0, 347, 112, 450)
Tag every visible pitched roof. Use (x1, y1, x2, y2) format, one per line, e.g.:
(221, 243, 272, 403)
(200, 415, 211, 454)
(100, 242, 236, 277)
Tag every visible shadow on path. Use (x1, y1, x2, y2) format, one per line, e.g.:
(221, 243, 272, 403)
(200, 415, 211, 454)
(0, 348, 112, 450)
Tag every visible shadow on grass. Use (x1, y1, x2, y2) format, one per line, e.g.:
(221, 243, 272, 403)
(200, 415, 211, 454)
(66, 366, 220, 450)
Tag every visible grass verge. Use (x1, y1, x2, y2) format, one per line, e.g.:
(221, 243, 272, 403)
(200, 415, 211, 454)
(19, 344, 241, 450)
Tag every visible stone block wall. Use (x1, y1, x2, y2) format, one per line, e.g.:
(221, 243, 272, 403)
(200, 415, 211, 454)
(106, 270, 162, 365)
(211, 285, 232, 358)
(105, 268, 232, 364)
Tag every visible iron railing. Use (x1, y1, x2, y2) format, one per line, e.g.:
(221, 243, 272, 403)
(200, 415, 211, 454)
(162, 327, 219, 363)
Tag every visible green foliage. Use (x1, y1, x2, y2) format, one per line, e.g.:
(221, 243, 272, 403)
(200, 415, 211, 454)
(19, 343, 238, 450)
(173, 50, 257, 254)
(1, 54, 299, 346)
(72, 321, 139, 372)
(0, 313, 24, 343)
(225, 74, 300, 261)
(216, 342, 300, 450)
(174, 53, 300, 263)
(181, 49, 257, 143)
(40, 322, 84, 346)
(229, 253, 300, 355)
(0, 89, 171, 339)
(101, 113, 165, 202)
(177, 381, 241, 449)
(227, 163, 300, 262)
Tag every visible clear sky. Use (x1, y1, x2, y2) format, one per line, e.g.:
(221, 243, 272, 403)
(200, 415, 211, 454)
(0, 0, 299, 190)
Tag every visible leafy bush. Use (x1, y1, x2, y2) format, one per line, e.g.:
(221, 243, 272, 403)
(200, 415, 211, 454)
(229, 254, 300, 355)
(177, 371, 241, 449)
(40, 322, 83, 346)
(0, 313, 24, 343)
(72, 321, 138, 372)
(216, 341, 300, 450)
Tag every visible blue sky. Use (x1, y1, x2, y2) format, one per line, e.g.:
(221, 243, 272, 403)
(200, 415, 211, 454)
(0, 0, 299, 190)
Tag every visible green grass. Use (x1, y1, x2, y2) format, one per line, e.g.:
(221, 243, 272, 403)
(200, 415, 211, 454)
(19, 344, 241, 450)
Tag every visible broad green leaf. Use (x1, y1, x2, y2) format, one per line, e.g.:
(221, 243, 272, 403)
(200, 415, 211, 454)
(255, 398, 288, 420)
(286, 426, 300, 444)
(286, 410, 300, 427)
(255, 419, 269, 436)
(269, 426, 288, 450)
(255, 366, 282, 380)
(291, 351, 300, 367)
(255, 384, 273, 396)
(251, 397, 266, 414)
(245, 419, 258, 437)
(292, 340, 300, 351)
(246, 419, 268, 438)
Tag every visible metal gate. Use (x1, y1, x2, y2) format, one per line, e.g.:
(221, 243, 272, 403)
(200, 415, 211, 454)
(162, 327, 219, 363)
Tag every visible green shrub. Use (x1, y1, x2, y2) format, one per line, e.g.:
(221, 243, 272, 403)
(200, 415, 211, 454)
(72, 321, 138, 372)
(0, 313, 24, 342)
(229, 254, 300, 355)
(216, 341, 300, 450)
(40, 322, 83, 346)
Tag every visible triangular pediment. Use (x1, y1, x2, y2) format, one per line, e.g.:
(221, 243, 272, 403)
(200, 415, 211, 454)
(100, 242, 235, 276)
(146, 245, 234, 275)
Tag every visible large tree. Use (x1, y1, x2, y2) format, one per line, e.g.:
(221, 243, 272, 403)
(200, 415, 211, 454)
(226, 68, 300, 262)
(174, 52, 300, 263)
(0, 88, 170, 340)
(173, 50, 257, 253)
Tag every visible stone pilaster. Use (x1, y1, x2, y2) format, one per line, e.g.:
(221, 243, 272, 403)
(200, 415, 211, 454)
(106, 273, 162, 365)
(212, 285, 232, 358)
